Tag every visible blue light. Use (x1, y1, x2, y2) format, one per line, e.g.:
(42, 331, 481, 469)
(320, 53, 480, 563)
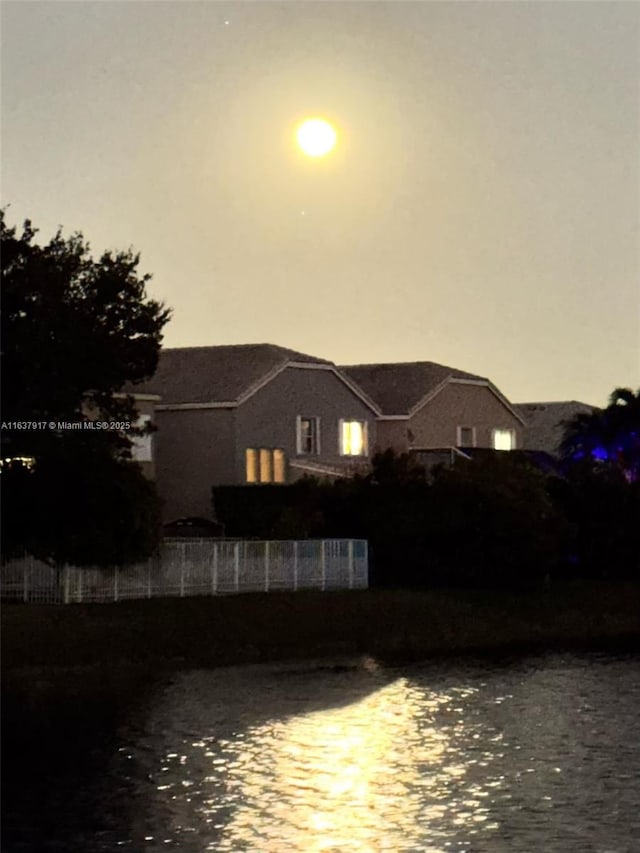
(592, 446, 609, 461)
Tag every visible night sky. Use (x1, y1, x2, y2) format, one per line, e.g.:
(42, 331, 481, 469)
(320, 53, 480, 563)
(2, 1, 639, 406)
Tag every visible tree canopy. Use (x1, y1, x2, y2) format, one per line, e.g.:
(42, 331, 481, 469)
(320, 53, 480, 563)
(1, 212, 171, 565)
(560, 387, 640, 482)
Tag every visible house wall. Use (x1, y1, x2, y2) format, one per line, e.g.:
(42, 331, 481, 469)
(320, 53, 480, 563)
(408, 382, 523, 449)
(374, 419, 410, 453)
(235, 365, 376, 481)
(154, 408, 236, 521)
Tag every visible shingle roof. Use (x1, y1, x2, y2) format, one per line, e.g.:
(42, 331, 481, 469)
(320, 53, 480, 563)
(126, 344, 332, 405)
(339, 361, 487, 416)
(513, 401, 598, 454)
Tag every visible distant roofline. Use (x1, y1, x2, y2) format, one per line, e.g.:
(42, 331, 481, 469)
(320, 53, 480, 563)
(514, 400, 598, 408)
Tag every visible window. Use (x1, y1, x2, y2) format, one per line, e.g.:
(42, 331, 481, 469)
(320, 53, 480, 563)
(492, 429, 515, 451)
(457, 426, 476, 448)
(246, 448, 258, 483)
(246, 448, 286, 483)
(131, 415, 152, 462)
(340, 420, 368, 456)
(297, 416, 320, 455)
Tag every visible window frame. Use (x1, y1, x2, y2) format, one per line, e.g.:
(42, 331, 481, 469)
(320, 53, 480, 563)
(296, 416, 321, 456)
(456, 425, 476, 448)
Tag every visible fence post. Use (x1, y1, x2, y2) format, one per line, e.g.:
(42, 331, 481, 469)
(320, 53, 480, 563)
(114, 566, 119, 602)
(321, 540, 326, 591)
(364, 540, 369, 588)
(211, 542, 218, 596)
(264, 541, 270, 592)
(23, 559, 29, 603)
(180, 541, 187, 598)
(293, 541, 298, 591)
(63, 565, 70, 604)
(234, 542, 240, 592)
(348, 540, 354, 589)
(147, 561, 152, 599)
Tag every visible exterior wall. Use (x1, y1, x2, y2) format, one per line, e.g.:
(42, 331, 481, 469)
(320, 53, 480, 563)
(235, 365, 377, 482)
(374, 419, 411, 454)
(154, 408, 236, 521)
(132, 398, 157, 480)
(408, 382, 523, 449)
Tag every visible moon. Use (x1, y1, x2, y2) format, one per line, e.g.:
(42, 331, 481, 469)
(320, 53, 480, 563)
(296, 118, 337, 157)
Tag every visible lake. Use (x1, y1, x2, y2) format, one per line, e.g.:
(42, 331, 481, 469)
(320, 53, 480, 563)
(4, 652, 640, 852)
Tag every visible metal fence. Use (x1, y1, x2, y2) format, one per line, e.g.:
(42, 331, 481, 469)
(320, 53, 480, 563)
(0, 539, 368, 604)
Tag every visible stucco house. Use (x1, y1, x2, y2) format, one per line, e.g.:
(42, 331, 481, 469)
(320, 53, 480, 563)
(513, 401, 597, 457)
(340, 361, 526, 464)
(130, 344, 380, 521)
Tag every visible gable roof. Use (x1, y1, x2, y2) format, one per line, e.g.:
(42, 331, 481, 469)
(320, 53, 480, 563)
(126, 344, 372, 408)
(513, 400, 598, 454)
(340, 361, 488, 417)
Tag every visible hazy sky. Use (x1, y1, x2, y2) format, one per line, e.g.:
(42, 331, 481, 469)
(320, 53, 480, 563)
(2, 1, 639, 406)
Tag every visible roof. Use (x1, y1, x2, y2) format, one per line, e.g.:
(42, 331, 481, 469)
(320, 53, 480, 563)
(339, 361, 487, 416)
(126, 344, 333, 405)
(513, 401, 598, 454)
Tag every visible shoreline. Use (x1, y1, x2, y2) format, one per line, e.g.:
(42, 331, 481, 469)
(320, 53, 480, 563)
(3, 581, 640, 673)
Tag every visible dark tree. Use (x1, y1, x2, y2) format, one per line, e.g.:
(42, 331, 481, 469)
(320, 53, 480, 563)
(560, 387, 640, 482)
(1, 212, 171, 565)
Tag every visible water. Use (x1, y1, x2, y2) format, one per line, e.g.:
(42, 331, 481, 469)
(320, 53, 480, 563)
(4, 653, 640, 852)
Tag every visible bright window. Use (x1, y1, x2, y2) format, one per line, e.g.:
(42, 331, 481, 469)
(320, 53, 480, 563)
(297, 416, 320, 455)
(246, 449, 258, 483)
(340, 420, 367, 456)
(131, 415, 152, 462)
(493, 429, 515, 451)
(259, 448, 273, 482)
(246, 448, 286, 483)
(457, 426, 476, 448)
(273, 449, 286, 483)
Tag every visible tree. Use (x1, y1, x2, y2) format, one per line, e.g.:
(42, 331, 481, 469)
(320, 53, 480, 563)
(560, 387, 640, 482)
(1, 212, 171, 565)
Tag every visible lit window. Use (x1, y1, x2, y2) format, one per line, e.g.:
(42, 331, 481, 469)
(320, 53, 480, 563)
(273, 449, 286, 483)
(247, 448, 286, 484)
(259, 448, 273, 483)
(131, 415, 152, 462)
(457, 426, 476, 448)
(297, 416, 320, 455)
(340, 420, 367, 456)
(246, 449, 258, 483)
(493, 429, 515, 451)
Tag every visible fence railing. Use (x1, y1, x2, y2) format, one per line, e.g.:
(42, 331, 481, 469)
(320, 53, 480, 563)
(0, 539, 368, 604)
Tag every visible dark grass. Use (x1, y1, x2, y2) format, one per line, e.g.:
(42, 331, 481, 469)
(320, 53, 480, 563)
(4, 581, 640, 672)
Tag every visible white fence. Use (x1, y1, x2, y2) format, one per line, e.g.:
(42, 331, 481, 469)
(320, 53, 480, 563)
(0, 539, 368, 604)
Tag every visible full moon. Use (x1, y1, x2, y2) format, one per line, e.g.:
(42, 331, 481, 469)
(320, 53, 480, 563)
(296, 118, 337, 157)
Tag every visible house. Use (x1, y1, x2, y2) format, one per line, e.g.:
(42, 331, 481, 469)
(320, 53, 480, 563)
(129, 344, 380, 521)
(340, 361, 526, 465)
(513, 401, 598, 457)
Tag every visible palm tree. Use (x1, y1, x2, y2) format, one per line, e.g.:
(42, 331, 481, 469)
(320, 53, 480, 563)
(560, 387, 640, 481)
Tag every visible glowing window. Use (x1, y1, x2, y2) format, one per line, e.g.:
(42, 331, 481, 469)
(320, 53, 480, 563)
(259, 448, 273, 483)
(297, 416, 320, 455)
(492, 429, 515, 451)
(131, 414, 152, 462)
(340, 420, 367, 456)
(247, 448, 286, 483)
(246, 449, 258, 483)
(273, 449, 286, 483)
